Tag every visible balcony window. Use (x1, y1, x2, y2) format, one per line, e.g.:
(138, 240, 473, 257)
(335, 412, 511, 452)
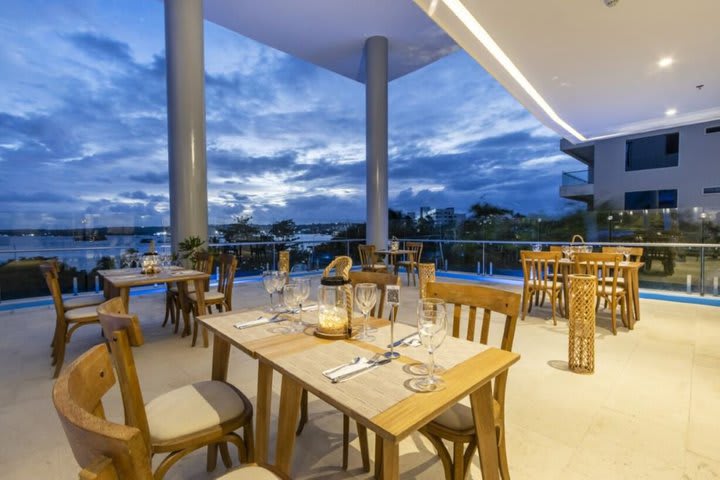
(625, 133, 679, 171)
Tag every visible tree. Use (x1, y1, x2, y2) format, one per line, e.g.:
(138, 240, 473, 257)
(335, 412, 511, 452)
(269, 219, 298, 242)
(219, 215, 261, 243)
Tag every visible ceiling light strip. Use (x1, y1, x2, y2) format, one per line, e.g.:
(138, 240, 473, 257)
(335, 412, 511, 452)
(439, 0, 587, 142)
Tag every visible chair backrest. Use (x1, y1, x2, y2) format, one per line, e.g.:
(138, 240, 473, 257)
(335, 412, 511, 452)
(357, 245, 377, 268)
(194, 252, 214, 291)
(549, 246, 564, 252)
(418, 263, 436, 299)
(520, 251, 561, 289)
(217, 253, 238, 308)
(96, 299, 151, 454)
(404, 241, 423, 262)
(52, 344, 154, 480)
(40, 262, 65, 316)
(348, 271, 401, 319)
(574, 252, 622, 293)
(278, 250, 290, 274)
(601, 246, 644, 262)
(425, 281, 520, 411)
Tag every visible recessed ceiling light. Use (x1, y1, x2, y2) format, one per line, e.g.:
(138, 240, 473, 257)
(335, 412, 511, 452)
(658, 57, 673, 68)
(665, 108, 677, 116)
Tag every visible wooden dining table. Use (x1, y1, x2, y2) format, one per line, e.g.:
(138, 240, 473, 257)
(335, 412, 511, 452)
(98, 267, 209, 342)
(198, 309, 520, 480)
(555, 259, 644, 327)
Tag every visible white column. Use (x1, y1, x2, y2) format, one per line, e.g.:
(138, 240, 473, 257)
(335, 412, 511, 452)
(164, 0, 208, 252)
(365, 36, 389, 249)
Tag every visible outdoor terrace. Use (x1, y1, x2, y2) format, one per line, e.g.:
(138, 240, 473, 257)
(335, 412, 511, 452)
(1, 273, 719, 479)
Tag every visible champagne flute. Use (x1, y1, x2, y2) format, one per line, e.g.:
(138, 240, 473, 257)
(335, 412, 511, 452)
(354, 283, 377, 341)
(414, 298, 447, 392)
(262, 271, 278, 312)
(283, 283, 302, 332)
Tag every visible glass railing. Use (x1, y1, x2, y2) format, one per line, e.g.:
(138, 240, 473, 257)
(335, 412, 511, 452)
(561, 169, 590, 185)
(3, 237, 719, 303)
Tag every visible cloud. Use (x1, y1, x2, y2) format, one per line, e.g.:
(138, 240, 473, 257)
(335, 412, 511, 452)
(128, 172, 168, 184)
(64, 32, 133, 63)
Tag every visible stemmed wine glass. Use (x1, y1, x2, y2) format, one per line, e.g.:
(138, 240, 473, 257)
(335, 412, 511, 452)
(296, 278, 311, 324)
(275, 271, 288, 310)
(283, 283, 303, 332)
(354, 283, 377, 341)
(617, 246, 631, 262)
(262, 271, 279, 312)
(412, 298, 448, 392)
(561, 245, 572, 260)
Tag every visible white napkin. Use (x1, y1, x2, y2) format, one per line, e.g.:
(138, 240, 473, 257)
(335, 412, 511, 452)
(171, 270, 197, 276)
(302, 304, 318, 311)
(234, 316, 278, 329)
(323, 357, 372, 382)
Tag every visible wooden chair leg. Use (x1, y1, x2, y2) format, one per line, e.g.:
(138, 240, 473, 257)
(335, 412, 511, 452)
(610, 297, 618, 335)
(357, 422, 370, 472)
(163, 293, 172, 327)
(296, 389, 308, 435)
(52, 330, 67, 379)
(206, 443, 219, 471)
(521, 286, 531, 320)
(452, 441, 465, 480)
(550, 291, 557, 325)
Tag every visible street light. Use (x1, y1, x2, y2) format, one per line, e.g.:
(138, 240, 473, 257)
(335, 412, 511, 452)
(536, 218, 542, 242)
(607, 215, 614, 242)
(700, 212, 707, 243)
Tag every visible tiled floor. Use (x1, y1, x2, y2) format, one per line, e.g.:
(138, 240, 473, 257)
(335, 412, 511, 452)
(1, 275, 719, 479)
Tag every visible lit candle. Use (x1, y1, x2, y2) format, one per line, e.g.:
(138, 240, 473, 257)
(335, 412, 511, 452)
(318, 307, 347, 334)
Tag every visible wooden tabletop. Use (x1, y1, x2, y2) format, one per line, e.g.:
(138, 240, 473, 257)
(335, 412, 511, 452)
(97, 267, 208, 288)
(198, 311, 519, 443)
(375, 249, 412, 255)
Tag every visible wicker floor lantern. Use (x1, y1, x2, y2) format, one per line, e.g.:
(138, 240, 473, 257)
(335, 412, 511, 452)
(568, 273, 597, 374)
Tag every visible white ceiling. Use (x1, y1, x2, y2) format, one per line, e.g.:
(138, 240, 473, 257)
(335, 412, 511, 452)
(414, 0, 720, 143)
(203, 0, 458, 83)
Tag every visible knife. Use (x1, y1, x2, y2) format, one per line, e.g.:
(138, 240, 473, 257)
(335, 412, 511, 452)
(331, 357, 391, 383)
(387, 332, 419, 348)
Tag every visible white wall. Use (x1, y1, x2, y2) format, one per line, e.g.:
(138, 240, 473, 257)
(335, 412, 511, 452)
(593, 120, 720, 209)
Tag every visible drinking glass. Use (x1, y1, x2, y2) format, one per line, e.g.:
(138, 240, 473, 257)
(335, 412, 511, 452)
(414, 297, 448, 392)
(296, 278, 311, 324)
(617, 246, 630, 262)
(262, 271, 278, 312)
(354, 283, 377, 341)
(275, 271, 288, 310)
(562, 245, 572, 259)
(532, 243, 542, 252)
(283, 283, 303, 332)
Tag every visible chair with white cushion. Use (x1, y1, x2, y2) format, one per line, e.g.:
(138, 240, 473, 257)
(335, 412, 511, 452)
(419, 281, 520, 480)
(188, 252, 237, 346)
(53, 343, 286, 480)
(96, 298, 254, 480)
(40, 262, 102, 378)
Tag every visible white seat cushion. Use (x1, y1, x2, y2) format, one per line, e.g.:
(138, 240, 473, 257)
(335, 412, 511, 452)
(146, 381, 246, 443)
(188, 291, 225, 303)
(432, 396, 501, 431)
(218, 465, 281, 480)
(63, 294, 105, 310)
(168, 283, 196, 295)
(64, 305, 99, 322)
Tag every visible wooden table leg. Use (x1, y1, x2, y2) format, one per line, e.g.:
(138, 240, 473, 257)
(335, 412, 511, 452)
(374, 435, 383, 480)
(193, 278, 209, 348)
(176, 281, 191, 338)
(470, 382, 500, 480)
(632, 268, 641, 323)
(119, 287, 130, 312)
(275, 374, 303, 475)
(255, 361, 273, 464)
(381, 439, 399, 480)
(210, 335, 230, 381)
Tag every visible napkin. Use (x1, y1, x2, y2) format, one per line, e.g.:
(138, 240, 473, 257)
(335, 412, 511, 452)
(234, 316, 279, 329)
(302, 304, 318, 311)
(171, 270, 197, 276)
(322, 357, 373, 382)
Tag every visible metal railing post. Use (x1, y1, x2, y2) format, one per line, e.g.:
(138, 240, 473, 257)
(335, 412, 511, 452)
(272, 243, 277, 270)
(482, 243, 486, 275)
(346, 239, 350, 257)
(700, 247, 705, 296)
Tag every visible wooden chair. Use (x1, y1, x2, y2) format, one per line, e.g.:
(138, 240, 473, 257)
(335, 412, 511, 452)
(574, 252, 628, 335)
(418, 262, 437, 299)
(395, 241, 423, 286)
(188, 253, 238, 347)
(41, 261, 106, 310)
(418, 281, 520, 480)
(163, 252, 213, 333)
(358, 244, 388, 273)
(520, 250, 564, 325)
(52, 344, 287, 480)
(40, 262, 101, 378)
(96, 298, 254, 479)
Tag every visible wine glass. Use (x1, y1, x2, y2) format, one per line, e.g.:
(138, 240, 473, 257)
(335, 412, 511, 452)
(617, 246, 630, 262)
(296, 278, 311, 324)
(413, 298, 448, 392)
(262, 271, 278, 312)
(561, 245, 572, 260)
(275, 271, 288, 310)
(283, 283, 303, 332)
(354, 283, 377, 341)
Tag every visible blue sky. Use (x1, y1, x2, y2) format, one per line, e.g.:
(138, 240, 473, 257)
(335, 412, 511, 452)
(0, 0, 582, 229)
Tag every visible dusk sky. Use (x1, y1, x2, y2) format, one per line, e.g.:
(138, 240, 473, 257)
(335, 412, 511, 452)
(0, 0, 583, 230)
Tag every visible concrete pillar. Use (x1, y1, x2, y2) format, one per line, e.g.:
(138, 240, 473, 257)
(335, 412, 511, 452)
(164, 0, 208, 252)
(365, 36, 389, 249)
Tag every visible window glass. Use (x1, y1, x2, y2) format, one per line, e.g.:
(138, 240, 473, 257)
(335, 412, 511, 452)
(625, 133, 679, 171)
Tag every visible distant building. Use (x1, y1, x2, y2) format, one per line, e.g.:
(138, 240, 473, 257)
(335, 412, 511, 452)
(560, 119, 720, 211)
(418, 207, 465, 227)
